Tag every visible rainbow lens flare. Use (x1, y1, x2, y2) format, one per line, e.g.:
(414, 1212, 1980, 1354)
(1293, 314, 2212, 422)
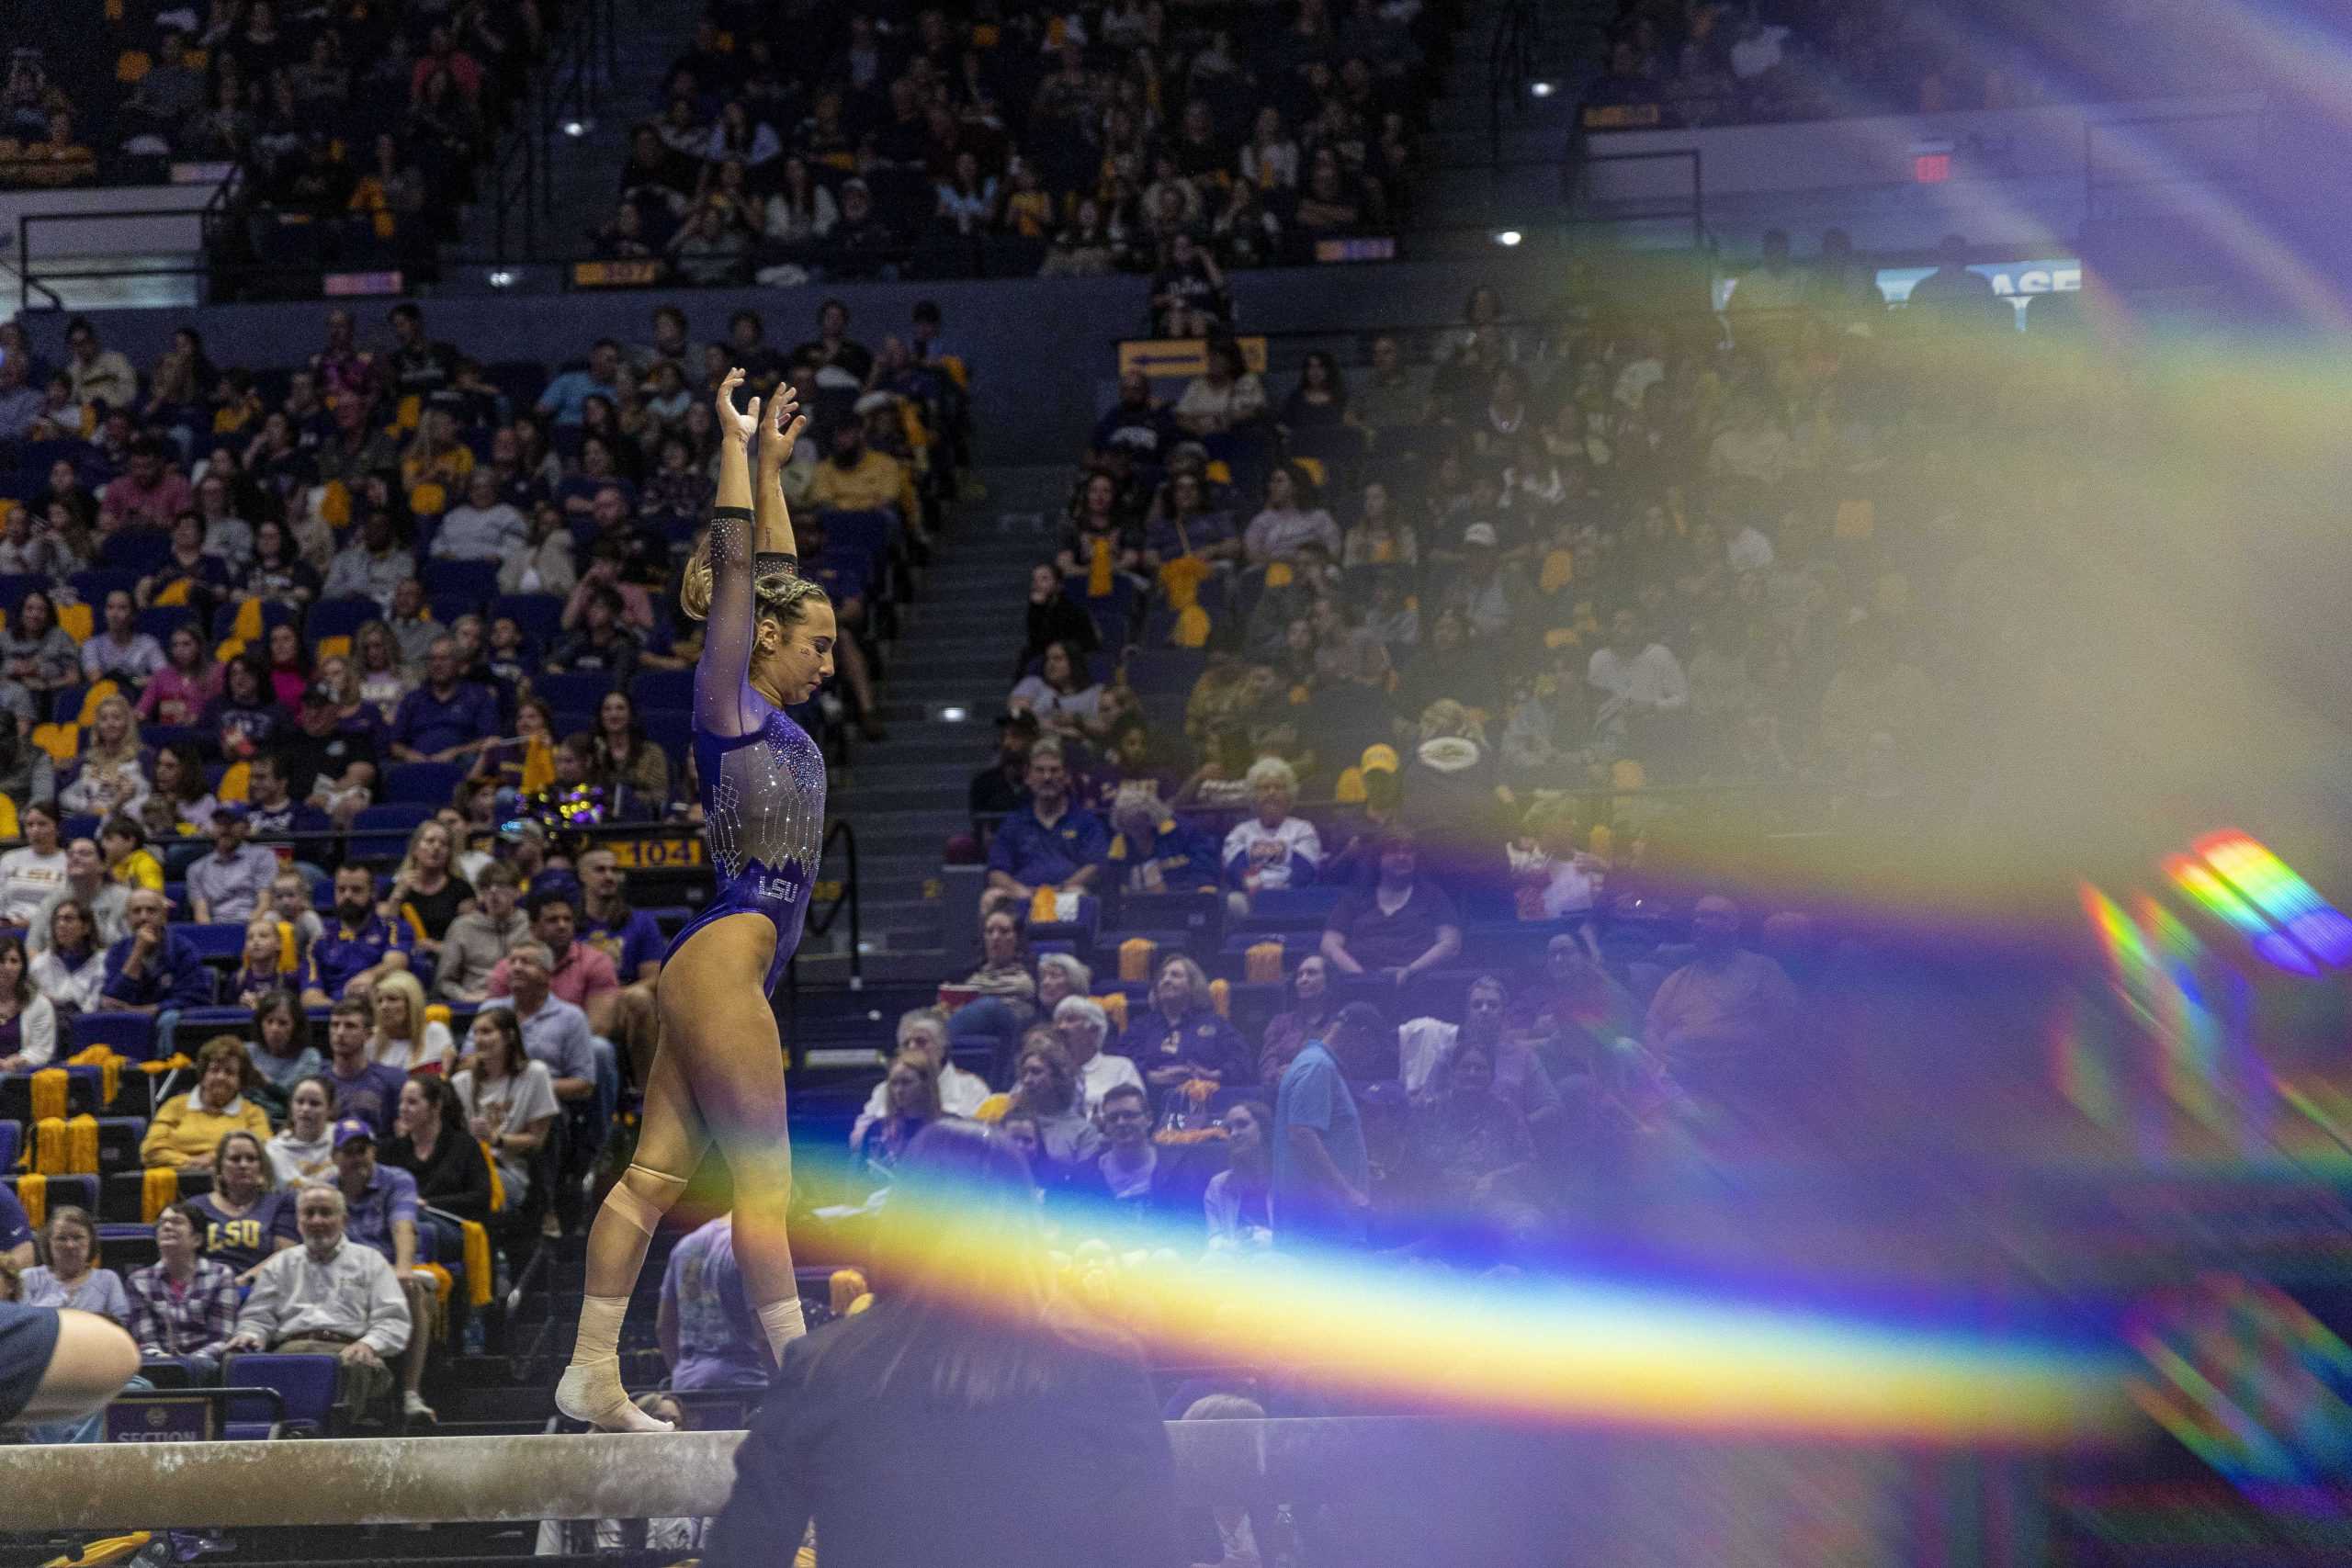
(2165, 831, 2352, 975)
(2126, 1275, 2352, 1491)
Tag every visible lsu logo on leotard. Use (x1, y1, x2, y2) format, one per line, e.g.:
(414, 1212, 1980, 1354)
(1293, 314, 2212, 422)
(754, 874, 801, 903)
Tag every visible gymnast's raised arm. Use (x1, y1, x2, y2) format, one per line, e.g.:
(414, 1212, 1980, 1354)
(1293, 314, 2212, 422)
(755, 382, 808, 573)
(685, 367, 762, 737)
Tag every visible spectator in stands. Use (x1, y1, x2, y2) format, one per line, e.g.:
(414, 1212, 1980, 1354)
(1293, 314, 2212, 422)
(102, 886, 212, 1015)
(969, 711, 1038, 824)
(1241, 464, 1341, 566)
(1, 592, 79, 693)
(184, 1130, 293, 1276)
(136, 625, 222, 729)
(0, 801, 67, 925)
(808, 413, 920, 536)
(231, 912, 318, 1009)
(429, 470, 525, 565)
(1070, 1081, 1208, 1218)
(854, 1008, 990, 1145)
(60, 697, 151, 818)
(247, 990, 325, 1110)
(20, 1206, 130, 1326)
(1271, 1005, 1370, 1247)
(1398, 976, 1561, 1136)
(1258, 953, 1337, 1087)
(310, 863, 409, 1002)
(386, 1073, 492, 1235)
(1004, 1035, 1105, 1177)
(242, 752, 332, 843)
(577, 694, 673, 821)
(1172, 337, 1267, 437)
(1053, 995, 1146, 1115)
(128, 1202, 240, 1383)
(29, 891, 106, 1014)
(1221, 757, 1321, 903)
(453, 1006, 560, 1213)
(98, 441, 193, 533)
(574, 847, 665, 1045)
(187, 805, 277, 924)
(956, 907, 1037, 1008)
(436, 860, 526, 1003)
(1643, 894, 1798, 1102)
(479, 940, 597, 1111)
(226, 1180, 411, 1427)
(704, 1121, 1179, 1564)
(1006, 640, 1106, 741)
(208, 654, 283, 761)
(658, 1212, 766, 1392)
(390, 637, 498, 765)
(1122, 954, 1251, 1092)
(368, 971, 452, 1074)
(79, 593, 165, 689)
(325, 997, 406, 1139)
(488, 887, 620, 1035)
(385, 819, 477, 955)
(1204, 1100, 1275, 1250)
(267, 1075, 339, 1189)
(0, 931, 56, 1072)
(854, 1048, 956, 1192)
(982, 740, 1109, 918)
(323, 509, 417, 608)
(1907, 233, 1999, 320)
(1105, 790, 1220, 897)
(244, 527, 322, 613)
(1417, 1039, 1537, 1215)
(1509, 932, 1643, 1077)
(144, 1036, 276, 1171)
(1320, 828, 1462, 986)
(322, 1115, 440, 1422)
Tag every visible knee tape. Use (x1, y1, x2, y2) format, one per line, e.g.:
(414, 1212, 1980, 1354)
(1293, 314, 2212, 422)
(607, 1163, 690, 1236)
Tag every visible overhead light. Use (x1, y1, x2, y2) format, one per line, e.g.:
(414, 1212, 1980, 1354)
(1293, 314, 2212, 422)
(487, 269, 515, 288)
(1494, 230, 1524, 248)
(562, 119, 588, 138)
(1529, 80, 1555, 97)
(939, 705, 969, 723)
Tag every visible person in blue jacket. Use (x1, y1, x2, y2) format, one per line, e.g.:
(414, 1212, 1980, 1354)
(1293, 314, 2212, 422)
(99, 887, 214, 1014)
(1104, 791, 1220, 897)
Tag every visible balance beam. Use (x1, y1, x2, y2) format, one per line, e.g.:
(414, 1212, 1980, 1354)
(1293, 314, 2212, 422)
(0, 1419, 1472, 1532)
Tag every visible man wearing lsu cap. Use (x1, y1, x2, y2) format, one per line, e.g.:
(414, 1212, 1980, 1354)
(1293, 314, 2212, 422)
(324, 1117, 442, 1423)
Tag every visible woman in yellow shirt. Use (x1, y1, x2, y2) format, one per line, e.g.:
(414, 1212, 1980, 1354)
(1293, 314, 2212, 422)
(141, 1036, 275, 1171)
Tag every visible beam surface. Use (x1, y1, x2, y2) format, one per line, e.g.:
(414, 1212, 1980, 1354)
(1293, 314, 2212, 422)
(0, 1418, 1461, 1531)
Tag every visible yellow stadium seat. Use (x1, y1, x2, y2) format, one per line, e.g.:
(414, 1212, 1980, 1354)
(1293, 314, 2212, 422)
(217, 761, 251, 803)
(215, 638, 245, 664)
(231, 599, 266, 642)
(57, 603, 91, 643)
(76, 680, 119, 724)
(30, 724, 78, 765)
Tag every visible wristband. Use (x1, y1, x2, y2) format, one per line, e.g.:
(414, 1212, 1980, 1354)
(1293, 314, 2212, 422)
(756, 551, 800, 577)
(709, 505, 752, 521)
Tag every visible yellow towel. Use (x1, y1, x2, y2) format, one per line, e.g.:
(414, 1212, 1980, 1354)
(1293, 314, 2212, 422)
(1245, 942, 1286, 985)
(66, 1046, 121, 1107)
(14, 1172, 42, 1227)
(1209, 978, 1230, 1018)
(1093, 992, 1129, 1032)
(1171, 604, 1210, 648)
(29, 1066, 67, 1122)
(520, 734, 555, 795)
(459, 1222, 492, 1308)
(1117, 937, 1157, 984)
(68, 1114, 97, 1175)
(33, 1117, 66, 1176)
(1086, 536, 1113, 598)
(231, 599, 266, 643)
(141, 1167, 180, 1223)
(829, 1269, 868, 1316)
(971, 1093, 1011, 1123)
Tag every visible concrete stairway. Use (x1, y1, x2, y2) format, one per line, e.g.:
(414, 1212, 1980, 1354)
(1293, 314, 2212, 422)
(796, 463, 1066, 987)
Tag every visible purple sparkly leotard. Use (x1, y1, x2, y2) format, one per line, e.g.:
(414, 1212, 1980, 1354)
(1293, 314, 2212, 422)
(664, 507, 827, 996)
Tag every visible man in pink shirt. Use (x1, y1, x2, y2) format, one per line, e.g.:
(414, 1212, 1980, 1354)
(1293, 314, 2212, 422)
(485, 886, 621, 1035)
(98, 440, 193, 531)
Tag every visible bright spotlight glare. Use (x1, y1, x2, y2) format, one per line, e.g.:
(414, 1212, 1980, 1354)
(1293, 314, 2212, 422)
(1494, 230, 1524, 248)
(1530, 80, 1555, 97)
(487, 269, 515, 288)
(563, 119, 587, 138)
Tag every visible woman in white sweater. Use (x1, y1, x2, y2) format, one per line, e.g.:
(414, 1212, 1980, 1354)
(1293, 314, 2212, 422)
(0, 931, 59, 1071)
(28, 895, 108, 1016)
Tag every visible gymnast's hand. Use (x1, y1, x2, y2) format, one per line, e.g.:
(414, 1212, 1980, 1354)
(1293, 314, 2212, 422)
(715, 367, 761, 446)
(763, 385, 808, 466)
